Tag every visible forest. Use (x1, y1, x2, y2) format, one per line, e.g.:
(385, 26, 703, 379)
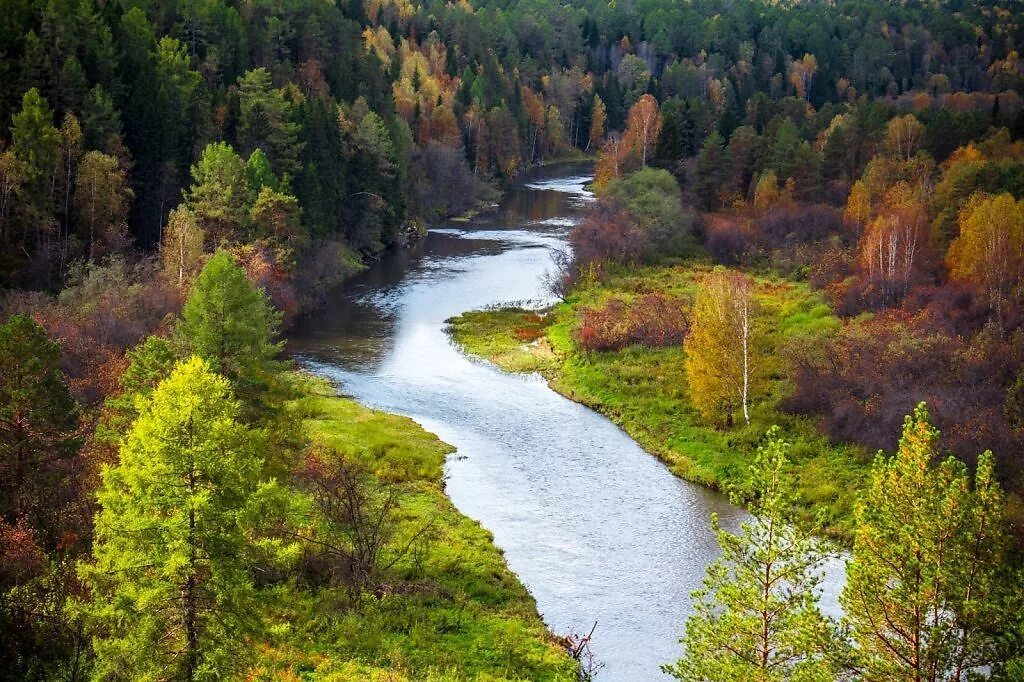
(2, 0, 1024, 678)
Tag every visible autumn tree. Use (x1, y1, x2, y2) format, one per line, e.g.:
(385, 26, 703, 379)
(0, 314, 81, 545)
(74, 151, 133, 260)
(80, 357, 270, 680)
(841, 404, 1021, 680)
(685, 270, 763, 426)
(623, 94, 662, 168)
(161, 205, 205, 288)
(665, 428, 843, 681)
(858, 181, 929, 306)
(885, 114, 926, 161)
(788, 53, 817, 100)
(947, 192, 1024, 322)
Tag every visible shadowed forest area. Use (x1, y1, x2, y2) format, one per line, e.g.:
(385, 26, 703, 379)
(2, 0, 1024, 679)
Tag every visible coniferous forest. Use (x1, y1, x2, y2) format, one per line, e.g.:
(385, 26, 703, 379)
(2, 0, 1024, 679)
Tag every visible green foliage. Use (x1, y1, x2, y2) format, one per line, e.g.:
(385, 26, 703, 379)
(664, 428, 844, 681)
(80, 357, 273, 680)
(602, 168, 695, 259)
(236, 68, 303, 179)
(449, 265, 866, 538)
(96, 335, 179, 448)
(10, 88, 58, 183)
(0, 314, 80, 544)
(176, 250, 284, 398)
(252, 377, 577, 680)
(244, 148, 278, 201)
(185, 142, 248, 243)
(841, 404, 1021, 679)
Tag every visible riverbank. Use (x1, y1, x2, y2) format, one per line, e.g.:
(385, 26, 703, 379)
(254, 375, 578, 680)
(447, 263, 871, 540)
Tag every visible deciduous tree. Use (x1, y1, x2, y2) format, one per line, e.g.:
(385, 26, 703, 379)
(947, 192, 1024, 322)
(74, 151, 133, 260)
(685, 270, 762, 426)
(81, 357, 268, 680)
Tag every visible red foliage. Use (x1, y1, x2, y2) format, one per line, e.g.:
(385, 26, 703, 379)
(569, 202, 647, 270)
(577, 293, 688, 352)
(704, 215, 754, 266)
(3, 258, 181, 404)
(0, 518, 46, 587)
(231, 241, 299, 325)
(782, 311, 1024, 476)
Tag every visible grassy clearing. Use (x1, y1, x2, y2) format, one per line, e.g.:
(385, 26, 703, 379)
(252, 376, 577, 681)
(447, 265, 871, 540)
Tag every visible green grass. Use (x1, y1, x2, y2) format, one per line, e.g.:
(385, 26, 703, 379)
(252, 376, 577, 681)
(448, 264, 870, 540)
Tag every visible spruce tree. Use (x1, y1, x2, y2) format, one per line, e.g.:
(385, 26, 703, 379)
(175, 250, 284, 403)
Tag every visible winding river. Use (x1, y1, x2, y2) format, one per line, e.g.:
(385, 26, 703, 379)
(289, 163, 843, 680)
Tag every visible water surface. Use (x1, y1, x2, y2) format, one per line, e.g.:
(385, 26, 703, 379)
(290, 163, 842, 679)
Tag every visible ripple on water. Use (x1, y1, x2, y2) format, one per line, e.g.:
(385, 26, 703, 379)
(290, 165, 844, 680)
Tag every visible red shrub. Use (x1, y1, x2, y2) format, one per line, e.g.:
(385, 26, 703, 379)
(577, 294, 688, 352)
(569, 203, 647, 270)
(782, 312, 1024, 478)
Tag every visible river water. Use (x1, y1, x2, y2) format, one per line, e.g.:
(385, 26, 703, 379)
(290, 162, 843, 680)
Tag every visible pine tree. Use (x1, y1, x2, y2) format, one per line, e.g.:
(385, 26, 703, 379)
(81, 357, 267, 681)
(841, 404, 1020, 680)
(664, 427, 843, 681)
(185, 142, 247, 243)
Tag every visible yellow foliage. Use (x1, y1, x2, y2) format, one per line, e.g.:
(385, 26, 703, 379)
(684, 270, 763, 427)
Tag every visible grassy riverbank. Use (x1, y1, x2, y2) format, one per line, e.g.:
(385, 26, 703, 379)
(448, 265, 871, 540)
(253, 376, 577, 681)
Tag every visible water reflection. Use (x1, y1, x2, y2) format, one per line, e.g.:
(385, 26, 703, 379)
(289, 162, 842, 680)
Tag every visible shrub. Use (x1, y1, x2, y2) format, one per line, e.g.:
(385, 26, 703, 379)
(577, 294, 688, 352)
(569, 203, 647, 271)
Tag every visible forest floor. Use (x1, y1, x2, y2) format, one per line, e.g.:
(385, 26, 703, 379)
(447, 263, 871, 540)
(252, 376, 578, 681)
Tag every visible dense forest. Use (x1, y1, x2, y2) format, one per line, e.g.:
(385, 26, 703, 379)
(3, 0, 1024, 678)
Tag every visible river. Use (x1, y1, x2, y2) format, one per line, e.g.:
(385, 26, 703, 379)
(289, 162, 843, 680)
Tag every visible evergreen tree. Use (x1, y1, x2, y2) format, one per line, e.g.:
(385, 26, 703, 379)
(841, 404, 1021, 680)
(185, 142, 247, 243)
(694, 132, 732, 209)
(175, 251, 284, 407)
(664, 428, 843, 681)
(81, 357, 268, 680)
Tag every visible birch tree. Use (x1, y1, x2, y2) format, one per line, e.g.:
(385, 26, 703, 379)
(947, 192, 1024, 324)
(685, 270, 762, 426)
